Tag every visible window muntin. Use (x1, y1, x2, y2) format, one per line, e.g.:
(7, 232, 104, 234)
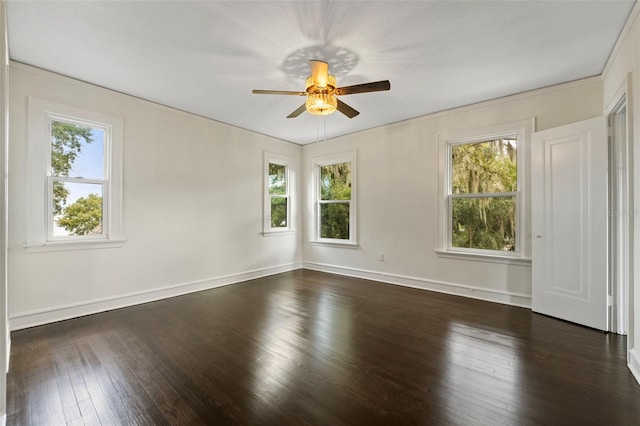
(48, 118, 109, 240)
(313, 154, 356, 244)
(448, 137, 519, 254)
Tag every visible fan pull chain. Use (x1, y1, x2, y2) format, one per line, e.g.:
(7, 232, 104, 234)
(324, 117, 327, 142)
(314, 117, 329, 144)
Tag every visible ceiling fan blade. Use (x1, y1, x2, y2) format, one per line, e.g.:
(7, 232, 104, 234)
(336, 99, 360, 119)
(287, 103, 307, 118)
(310, 59, 329, 87)
(335, 80, 391, 96)
(252, 89, 306, 96)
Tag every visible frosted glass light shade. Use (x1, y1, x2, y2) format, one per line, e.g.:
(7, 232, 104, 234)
(306, 93, 337, 116)
(305, 73, 337, 116)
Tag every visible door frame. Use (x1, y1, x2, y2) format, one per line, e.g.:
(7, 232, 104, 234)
(605, 74, 633, 339)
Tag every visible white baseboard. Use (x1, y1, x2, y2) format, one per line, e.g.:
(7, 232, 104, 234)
(9, 262, 302, 330)
(8, 261, 532, 330)
(630, 347, 640, 386)
(302, 261, 532, 308)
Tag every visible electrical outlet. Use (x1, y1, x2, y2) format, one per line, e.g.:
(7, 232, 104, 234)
(378, 252, 384, 261)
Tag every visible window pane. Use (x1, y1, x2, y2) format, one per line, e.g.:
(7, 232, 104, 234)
(270, 197, 288, 228)
(53, 182, 103, 237)
(51, 121, 104, 179)
(451, 138, 516, 194)
(451, 196, 516, 251)
(269, 163, 286, 195)
(320, 162, 351, 200)
(320, 202, 350, 239)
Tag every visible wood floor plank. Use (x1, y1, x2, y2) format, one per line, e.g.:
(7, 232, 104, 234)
(7, 269, 640, 425)
(76, 397, 101, 426)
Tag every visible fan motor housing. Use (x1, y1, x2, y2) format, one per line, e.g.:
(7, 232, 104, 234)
(305, 74, 337, 95)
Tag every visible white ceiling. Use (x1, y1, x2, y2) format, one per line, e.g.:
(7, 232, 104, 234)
(6, 1, 636, 145)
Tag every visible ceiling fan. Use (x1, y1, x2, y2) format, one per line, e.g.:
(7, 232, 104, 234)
(252, 60, 391, 119)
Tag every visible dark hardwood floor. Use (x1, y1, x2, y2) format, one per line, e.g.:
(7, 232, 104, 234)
(7, 269, 640, 425)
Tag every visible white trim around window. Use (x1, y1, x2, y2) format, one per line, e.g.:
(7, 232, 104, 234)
(25, 97, 125, 252)
(311, 151, 357, 246)
(437, 119, 534, 263)
(263, 152, 295, 235)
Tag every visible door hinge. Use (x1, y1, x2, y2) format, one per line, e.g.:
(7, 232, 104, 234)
(607, 295, 613, 307)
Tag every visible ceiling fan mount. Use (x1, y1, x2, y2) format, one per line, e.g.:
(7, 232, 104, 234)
(252, 60, 390, 119)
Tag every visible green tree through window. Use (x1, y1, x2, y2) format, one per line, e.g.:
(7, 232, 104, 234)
(57, 193, 103, 235)
(51, 121, 93, 215)
(319, 162, 351, 240)
(450, 138, 517, 251)
(268, 163, 288, 228)
(51, 121, 103, 236)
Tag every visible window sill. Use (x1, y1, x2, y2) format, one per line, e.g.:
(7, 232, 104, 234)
(24, 239, 126, 253)
(262, 229, 297, 237)
(435, 249, 531, 266)
(309, 240, 359, 249)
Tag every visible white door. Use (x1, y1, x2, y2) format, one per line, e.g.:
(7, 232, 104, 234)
(531, 117, 608, 331)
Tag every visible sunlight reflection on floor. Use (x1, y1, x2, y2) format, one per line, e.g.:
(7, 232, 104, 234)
(440, 322, 523, 422)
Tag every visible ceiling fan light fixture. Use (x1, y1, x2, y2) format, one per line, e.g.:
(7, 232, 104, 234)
(306, 93, 337, 116)
(252, 60, 389, 119)
(305, 73, 337, 116)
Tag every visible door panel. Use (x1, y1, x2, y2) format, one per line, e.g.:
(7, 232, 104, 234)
(531, 117, 608, 331)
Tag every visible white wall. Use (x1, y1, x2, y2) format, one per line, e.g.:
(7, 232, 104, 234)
(8, 63, 302, 329)
(5, 51, 608, 326)
(602, 3, 640, 384)
(302, 78, 603, 306)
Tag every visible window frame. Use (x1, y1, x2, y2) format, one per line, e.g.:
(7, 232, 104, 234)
(26, 97, 124, 252)
(263, 152, 293, 235)
(46, 114, 110, 242)
(312, 152, 357, 246)
(437, 121, 532, 264)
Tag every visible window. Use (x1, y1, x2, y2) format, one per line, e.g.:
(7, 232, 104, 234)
(313, 152, 356, 245)
(438, 121, 530, 262)
(49, 119, 107, 239)
(450, 137, 518, 252)
(26, 97, 124, 251)
(264, 153, 292, 233)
